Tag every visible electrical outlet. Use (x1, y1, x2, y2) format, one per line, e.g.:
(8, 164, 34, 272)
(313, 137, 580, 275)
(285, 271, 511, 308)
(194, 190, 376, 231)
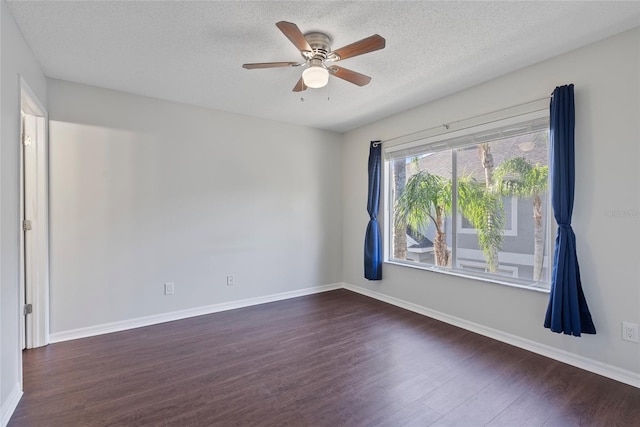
(164, 282, 174, 295)
(622, 322, 638, 343)
(226, 275, 234, 286)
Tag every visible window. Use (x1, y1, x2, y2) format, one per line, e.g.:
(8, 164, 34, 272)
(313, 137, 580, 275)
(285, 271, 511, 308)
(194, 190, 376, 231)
(385, 111, 551, 290)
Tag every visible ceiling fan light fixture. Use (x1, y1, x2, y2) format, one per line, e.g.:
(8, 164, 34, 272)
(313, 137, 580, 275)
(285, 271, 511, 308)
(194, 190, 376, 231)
(302, 65, 329, 89)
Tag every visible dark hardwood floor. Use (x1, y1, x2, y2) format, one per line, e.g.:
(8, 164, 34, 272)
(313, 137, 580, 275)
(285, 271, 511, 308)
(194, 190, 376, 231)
(9, 289, 640, 426)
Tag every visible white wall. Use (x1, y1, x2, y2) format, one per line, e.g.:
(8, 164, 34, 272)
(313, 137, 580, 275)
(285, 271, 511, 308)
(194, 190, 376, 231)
(47, 79, 343, 335)
(342, 29, 640, 378)
(0, 0, 47, 423)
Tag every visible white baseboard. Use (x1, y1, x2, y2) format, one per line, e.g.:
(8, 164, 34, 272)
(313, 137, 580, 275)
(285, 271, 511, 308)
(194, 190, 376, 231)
(46, 281, 640, 389)
(1, 383, 22, 427)
(343, 282, 640, 389)
(50, 283, 342, 343)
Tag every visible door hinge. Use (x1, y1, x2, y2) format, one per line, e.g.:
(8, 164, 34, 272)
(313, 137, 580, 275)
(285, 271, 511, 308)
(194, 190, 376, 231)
(23, 219, 32, 231)
(22, 132, 32, 146)
(24, 304, 33, 316)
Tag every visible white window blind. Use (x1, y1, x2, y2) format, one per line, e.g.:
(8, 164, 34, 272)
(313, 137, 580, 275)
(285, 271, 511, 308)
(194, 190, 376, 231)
(385, 110, 549, 160)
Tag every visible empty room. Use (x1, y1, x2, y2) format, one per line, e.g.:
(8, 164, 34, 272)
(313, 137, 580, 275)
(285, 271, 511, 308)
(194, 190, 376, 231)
(1, 1, 639, 426)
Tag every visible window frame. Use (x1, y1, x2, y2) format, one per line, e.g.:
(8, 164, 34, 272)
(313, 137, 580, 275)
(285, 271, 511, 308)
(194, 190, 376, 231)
(383, 108, 554, 292)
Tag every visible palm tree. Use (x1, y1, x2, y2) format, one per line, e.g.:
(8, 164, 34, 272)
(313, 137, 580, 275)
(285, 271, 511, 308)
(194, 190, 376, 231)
(394, 168, 452, 267)
(493, 157, 549, 281)
(457, 176, 505, 271)
(477, 143, 500, 272)
(395, 156, 506, 270)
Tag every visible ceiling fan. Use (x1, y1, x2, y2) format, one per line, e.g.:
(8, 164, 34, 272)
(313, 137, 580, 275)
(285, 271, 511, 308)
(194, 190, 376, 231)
(242, 21, 386, 92)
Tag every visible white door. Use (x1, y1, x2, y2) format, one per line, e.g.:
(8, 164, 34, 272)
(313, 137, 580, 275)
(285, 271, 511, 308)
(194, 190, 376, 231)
(22, 114, 37, 349)
(21, 111, 49, 349)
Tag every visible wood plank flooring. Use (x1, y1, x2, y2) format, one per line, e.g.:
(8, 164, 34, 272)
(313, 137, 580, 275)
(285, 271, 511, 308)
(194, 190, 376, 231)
(9, 289, 640, 426)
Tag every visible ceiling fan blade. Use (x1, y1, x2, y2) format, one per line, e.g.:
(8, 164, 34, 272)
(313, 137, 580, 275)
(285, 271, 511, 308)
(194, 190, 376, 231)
(332, 34, 386, 61)
(276, 21, 312, 52)
(329, 66, 372, 86)
(242, 62, 300, 69)
(293, 77, 307, 92)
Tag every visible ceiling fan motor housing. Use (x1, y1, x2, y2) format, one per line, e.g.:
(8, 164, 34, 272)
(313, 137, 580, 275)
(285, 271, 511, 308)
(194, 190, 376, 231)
(303, 32, 333, 61)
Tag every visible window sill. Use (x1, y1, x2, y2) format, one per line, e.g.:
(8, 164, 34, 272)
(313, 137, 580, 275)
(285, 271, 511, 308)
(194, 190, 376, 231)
(384, 260, 551, 294)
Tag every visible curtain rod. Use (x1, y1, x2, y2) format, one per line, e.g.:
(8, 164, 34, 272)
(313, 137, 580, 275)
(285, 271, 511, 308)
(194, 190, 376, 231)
(375, 95, 552, 148)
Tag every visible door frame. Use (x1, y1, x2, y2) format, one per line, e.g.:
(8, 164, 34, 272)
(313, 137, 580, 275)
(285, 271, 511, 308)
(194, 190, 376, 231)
(19, 76, 49, 349)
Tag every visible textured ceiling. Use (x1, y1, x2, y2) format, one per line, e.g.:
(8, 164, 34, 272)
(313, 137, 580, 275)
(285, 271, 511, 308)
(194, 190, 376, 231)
(7, 1, 640, 133)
